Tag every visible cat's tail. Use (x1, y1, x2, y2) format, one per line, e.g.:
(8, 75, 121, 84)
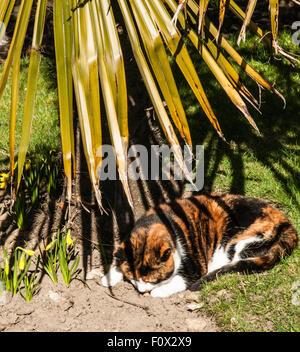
(190, 221, 298, 290)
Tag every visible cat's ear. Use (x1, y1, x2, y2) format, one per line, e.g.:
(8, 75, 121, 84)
(160, 247, 172, 262)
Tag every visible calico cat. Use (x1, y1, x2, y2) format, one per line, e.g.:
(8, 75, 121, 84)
(101, 193, 298, 297)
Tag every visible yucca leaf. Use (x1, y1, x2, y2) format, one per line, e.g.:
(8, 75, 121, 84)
(237, 0, 257, 46)
(53, 0, 74, 201)
(86, 2, 102, 171)
(9, 55, 20, 176)
(186, 0, 286, 104)
(118, 0, 194, 185)
(204, 37, 260, 111)
(131, 0, 192, 145)
(0, 0, 16, 42)
(171, 0, 187, 26)
(0, 2, 7, 20)
(269, 0, 279, 54)
(17, 0, 48, 189)
(228, 0, 299, 63)
(228, 0, 264, 37)
(147, 0, 224, 139)
(198, 0, 210, 36)
(91, 0, 133, 208)
(96, 0, 128, 150)
(179, 0, 259, 109)
(0, 0, 33, 103)
(217, 0, 227, 42)
(167, 0, 259, 131)
(71, 1, 103, 210)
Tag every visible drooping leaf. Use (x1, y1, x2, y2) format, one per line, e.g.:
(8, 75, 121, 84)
(91, 0, 133, 208)
(228, 0, 299, 63)
(71, 0, 103, 210)
(17, 0, 48, 189)
(130, 0, 192, 145)
(185, 0, 286, 105)
(146, 0, 224, 139)
(197, 0, 210, 36)
(53, 0, 75, 201)
(269, 0, 279, 54)
(118, 0, 194, 185)
(237, 0, 257, 46)
(217, 0, 227, 42)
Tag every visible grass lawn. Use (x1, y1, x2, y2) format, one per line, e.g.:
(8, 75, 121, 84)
(176, 31, 300, 331)
(0, 56, 60, 171)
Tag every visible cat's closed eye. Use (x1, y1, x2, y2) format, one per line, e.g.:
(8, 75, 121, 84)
(160, 248, 171, 262)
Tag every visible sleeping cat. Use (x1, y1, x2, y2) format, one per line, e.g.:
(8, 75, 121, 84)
(101, 193, 298, 297)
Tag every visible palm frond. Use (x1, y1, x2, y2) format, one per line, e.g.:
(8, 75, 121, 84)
(53, 0, 75, 202)
(0, 0, 298, 213)
(17, 0, 48, 189)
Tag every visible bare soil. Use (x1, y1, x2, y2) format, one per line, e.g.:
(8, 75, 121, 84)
(0, 271, 218, 332)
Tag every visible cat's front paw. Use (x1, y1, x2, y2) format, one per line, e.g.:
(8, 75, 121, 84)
(101, 266, 123, 287)
(150, 286, 172, 298)
(150, 275, 187, 297)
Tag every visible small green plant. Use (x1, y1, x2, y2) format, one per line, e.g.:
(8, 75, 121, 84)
(41, 149, 60, 198)
(0, 247, 36, 296)
(19, 256, 40, 302)
(58, 229, 82, 287)
(39, 229, 86, 288)
(39, 236, 59, 284)
(10, 189, 27, 229)
(23, 160, 41, 209)
(2, 149, 60, 230)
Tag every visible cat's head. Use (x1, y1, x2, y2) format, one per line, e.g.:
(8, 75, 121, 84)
(114, 214, 180, 293)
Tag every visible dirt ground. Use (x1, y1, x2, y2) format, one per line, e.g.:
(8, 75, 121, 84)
(0, 270, 218, 332)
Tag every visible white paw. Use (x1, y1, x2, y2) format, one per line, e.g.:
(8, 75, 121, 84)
(150, 275, 187, 297)
(101, 266, 123, 287)
(150, 286, 172, 298)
